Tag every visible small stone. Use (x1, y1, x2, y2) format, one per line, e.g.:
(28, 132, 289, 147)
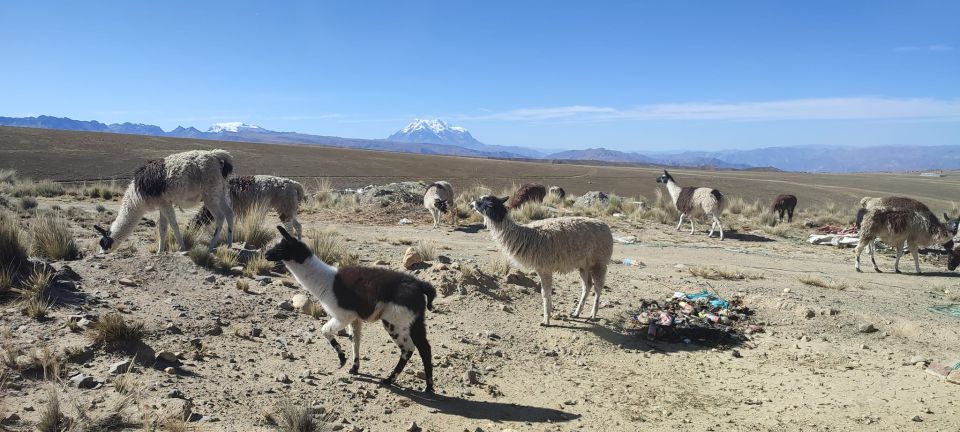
(383, 407, 393, 414)
(543, 349, 558, 357)
(206, 325, 223, 336)
(374, 260, 389, 266)
(164, 367, 175, 375)
(402, 247, 423, 269)
(433, 263, 449, 271)
(167, 389, 184, 399)
(165, 323, 183, 335)
(947, 370, 960, 385)
(798, 308, 815, 319)
(465, 369, 480, 385)
(406, 422, 422, 432)
(144, 265, 155, 272)
(1, 413, 19, 425)
(782, 288, 791, 293)
(437, 255, 452, 264)
(730, 350, 742, 358)
(250, 327, 263, 338)
(278, 300, 294, 311)
(159, 399, 192, 421)
(108, 359, 132, 375)
(118, 278, 138, 287)
(204, 274, 216, 283)
(291, 294, 311, 310)
(908, 355, 930, 365)
(860, 344, 869, 350)
(157, 351, 179, 363)
(255, 276, 273, 286)
(275, 374, 292, 384)
(500, 304, 512, 313)
(858, 323, 877, 333)
(912, 415, 922, 422)
(230, 266, 244, 273)
(69, 374, 96, 389)
(563, 400, 577, 405)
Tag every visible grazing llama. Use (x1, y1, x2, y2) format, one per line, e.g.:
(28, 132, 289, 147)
(855, 204, 957, 274)
(423, 181, 457, 228)
(193, 175, 305, 238)
(548, 186, 566, 200)
(472, 195, 613, 326)
(656, 170, 726, 240)
(265, 227, 437, 394)
(508, 183, 547, 208)
(95, 149, 234, 253)
(771, 194, 798, 222)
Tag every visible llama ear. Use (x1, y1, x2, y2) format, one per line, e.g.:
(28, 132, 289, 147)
(663, 170, 670, 175)
(94, 225, 109, 237)
(276, 225, 293, 240)
(498, 196, 509, 204)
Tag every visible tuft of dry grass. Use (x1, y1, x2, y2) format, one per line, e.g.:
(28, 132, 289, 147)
(0, 211, 28, 283)
(235, 201, 275, 249)
(304, 302, 326, 320)
(798, 275, 848, 290)
(236, 279, 251, 293)
(511, 201, 552, 223)
(188, 245, 215, 268)
(0, 168, 17, 185)
(486, 255, 512, 276)
(112, 357, 140, 395)
(267, 401, 330, 432)
(688, 265, 763, 281)
(307, 230, 358, 267)
(413, 240, 437, 261)
(88, 313, 145, 350)
(19, 196, 38, 210)
(36, 388, 71, 432)
(21, 295, 51, 319)
(153, 225, 200, 253)
(244, 251, 274, 277)
(31, 211, 81, 260)
(212, 246, 240, 272)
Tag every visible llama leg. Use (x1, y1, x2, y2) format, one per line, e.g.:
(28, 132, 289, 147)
(161, 204, 187, 252)
(430, 208, 439, 228)
(538, 271, 554, 326)
(290, 214, 303, 239)
(676, 213, 685, 231)
(869, 242, 881, 272)
(220, 194, 235, 246)
(894, 245, 903, 274)
(156, 210, 169, 254)
(910, 244, 922, 274)
(320, 317, 350, 367)
(451, 208, 458, 228)
(205, 201, 224, 251)
(409, 315, 434, 394)
(708, 217, 716, 238)
(348, 320, 362, 374)
(589, 265, 607, 320)
(788, 208, 794, 223)
(855, 241, 865, 272)
(382, 321, 416, 387)
(715, 215, 724, 240)
(572, 268, 591, 317)
(690, 218, 696, 235)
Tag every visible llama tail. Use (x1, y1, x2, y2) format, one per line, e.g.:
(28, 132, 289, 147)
(292, 181, 306, 202)
(855, 208, 868, 230)
(209, 149, 234, 177)
(421, 281, 437, 311)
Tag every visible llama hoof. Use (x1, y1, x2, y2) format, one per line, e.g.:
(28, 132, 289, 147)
(348, 366, 359, 375)
(337, 355, 347, 368)
(855, 268, 862, 273)
(895, 270, 901, 274)
(379, 377, 394, 387)
(423, 386, 435, 395)
(178, 251, 189, 256)
(874, 268, 882, 273)
(539, 322, 551, 327)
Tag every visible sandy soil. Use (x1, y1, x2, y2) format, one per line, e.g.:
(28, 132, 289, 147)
(2, 194, 959, 432)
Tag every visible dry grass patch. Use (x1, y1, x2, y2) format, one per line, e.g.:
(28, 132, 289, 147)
(153, 226, 200, 253)
(235, 201, 275, 249)
(31, 211, 81, 260)
(244, 251, 274, 277)
(88, 313, 145, 350)
(19, 195, 38, 210)
(36, 388, 71, 432)
(486, 255, 512, 276)
(212, 246, 240, 272)
(511, 201, 551, 222)
(236, 279, 251, 293)
(413, 240, 437, 261)
(307, 229, 358, 267)
(266, 401, 330, 432)
(0, 168, 17, 185)
(688, 265, 763, 281)
(188, 245, 215, 268)
(798, 275, 848, 290)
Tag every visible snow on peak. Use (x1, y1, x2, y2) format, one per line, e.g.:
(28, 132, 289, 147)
(208, 122, 262, 133)
(400, 118, 465, 134)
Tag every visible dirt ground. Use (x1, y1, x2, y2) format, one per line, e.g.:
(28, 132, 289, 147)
(2, 192, 959, 432)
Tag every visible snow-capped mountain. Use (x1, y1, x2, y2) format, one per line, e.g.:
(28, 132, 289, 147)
(207, 122, 263, 133)
(388, 119, 484, 148)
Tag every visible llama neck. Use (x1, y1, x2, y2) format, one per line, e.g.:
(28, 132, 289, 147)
(109, 183, 149, 244)
(284, 256, 339, 305)
(664, 179, 683, 203)
(485, 215, 534, 257)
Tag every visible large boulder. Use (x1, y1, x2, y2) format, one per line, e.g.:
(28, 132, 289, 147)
(357, 182, 427, 207)
(573, 191, 609, 208)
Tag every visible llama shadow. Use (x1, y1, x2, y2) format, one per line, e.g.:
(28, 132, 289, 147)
(913, 271, 960, 278)
(454, 223, 485, 234)
(724, 231, 775, 243)
(550, 317, 745, 353)
(380, 384, 579, 423)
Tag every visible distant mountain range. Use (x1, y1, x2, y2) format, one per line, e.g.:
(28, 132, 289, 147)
(1, 115, 958, 172)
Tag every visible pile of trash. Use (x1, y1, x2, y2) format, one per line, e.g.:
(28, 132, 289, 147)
(625, 290, 758, 347)
(808, 224, 859, 247)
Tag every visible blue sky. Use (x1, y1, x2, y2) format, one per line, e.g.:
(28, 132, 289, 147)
(1, 0, 958, 151)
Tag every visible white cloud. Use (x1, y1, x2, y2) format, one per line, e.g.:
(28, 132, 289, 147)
(894, 44, 954, 52)
(456, 97, 960, 123)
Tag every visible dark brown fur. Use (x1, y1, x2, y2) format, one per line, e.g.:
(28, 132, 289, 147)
(133, 159, 166, 197)
(771, 194, 798, 222)
(508, 183, 547, 208)
(675, 187, 696, 213)
(332, 266, 436, 320)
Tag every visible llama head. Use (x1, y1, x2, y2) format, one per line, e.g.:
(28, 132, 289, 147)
(471, 195, 509, 222)
(265, 226, 312, 264)
(945, 241, 960, 271)
(94, 225, 114, 253)
(656, 170, 674, 184)
(434, 198, 449, 214)
(943, 213, 959, 236)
